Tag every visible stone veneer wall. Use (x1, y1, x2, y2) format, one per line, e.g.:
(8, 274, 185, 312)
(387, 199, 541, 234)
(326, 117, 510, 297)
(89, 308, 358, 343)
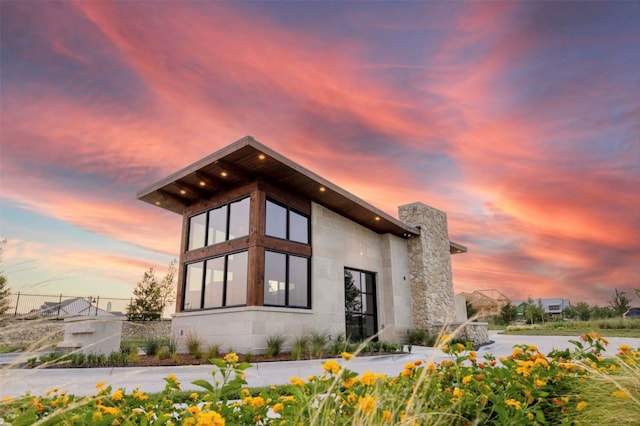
(398, 202, 455, 327)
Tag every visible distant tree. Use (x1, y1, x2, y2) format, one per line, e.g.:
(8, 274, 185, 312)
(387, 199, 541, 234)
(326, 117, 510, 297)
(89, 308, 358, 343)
(590, 305, 615, 319)
(0, 239, 11, 316)
(498, 303, 518, 325)
(127, 260, 177, 321)
(635, 288, 640, 299)
(466, 300, 478, 321)
(524, 297, 545, 324)
(609, 288, 630, 316)
(157, 259, 177, 319)
(564, 301, 591, 321)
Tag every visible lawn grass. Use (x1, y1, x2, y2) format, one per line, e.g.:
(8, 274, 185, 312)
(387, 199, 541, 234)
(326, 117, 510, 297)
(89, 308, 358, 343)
(0, 344, 25, 354)
(501, 318, 640, 338)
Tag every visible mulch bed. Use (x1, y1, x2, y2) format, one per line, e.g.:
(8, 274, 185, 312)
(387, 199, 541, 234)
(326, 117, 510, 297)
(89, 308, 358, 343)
(21, 351, 404, 369)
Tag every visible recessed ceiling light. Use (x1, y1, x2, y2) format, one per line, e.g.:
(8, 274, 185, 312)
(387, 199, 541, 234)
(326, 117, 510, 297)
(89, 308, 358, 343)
(199, 181, 206, 186)
(221, 171, 228, 177)
(258, 154, 266, 160)
(374, 216, 380, 221)
(179, 189, 186, 195)
(155, 201, 161, 205)
(319, 186, 326, 192)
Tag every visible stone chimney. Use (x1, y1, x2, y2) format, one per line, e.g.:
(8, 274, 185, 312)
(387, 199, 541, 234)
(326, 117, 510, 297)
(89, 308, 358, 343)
(398, 202, 455, 327)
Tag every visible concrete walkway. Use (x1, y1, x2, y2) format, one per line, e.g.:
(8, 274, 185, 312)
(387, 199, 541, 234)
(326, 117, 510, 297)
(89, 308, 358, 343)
(2, 332, 638, 398)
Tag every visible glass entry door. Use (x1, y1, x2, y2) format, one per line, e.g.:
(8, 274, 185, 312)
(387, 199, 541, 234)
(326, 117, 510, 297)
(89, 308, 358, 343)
(344, 268, 378, 341)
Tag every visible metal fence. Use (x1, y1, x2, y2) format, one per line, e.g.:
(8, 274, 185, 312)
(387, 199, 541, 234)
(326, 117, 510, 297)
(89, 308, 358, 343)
(5, 292, 132, 320)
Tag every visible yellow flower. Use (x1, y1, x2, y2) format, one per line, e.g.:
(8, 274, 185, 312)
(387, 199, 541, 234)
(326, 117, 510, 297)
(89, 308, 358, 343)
(527, 345, 538, 352)
(96, 381, 106, 389)
(183, 418, 196, 426)
(188, 405, 200, 415)
(223, 353, 239, 365)
(534, 379, 547, 387)
(505, 399, 521, 409)
(241, 389, 251, 397)
(341, 352, 354, 360)
(135, 391, 149, 400)
(619, 344, 631, 354)
(612, 390, 630, 399)
(251, 396, 265, 409)
(195, 411, 225, 426)
(2, 396, 13, 403)
(190, 392, 199, 400)
(111, 389, 123, 401)
(343, 377, 357, 388)
(93, 411, 103, 422)
(98, 403, 118, 416)
(356, 395, 377, 414)
(452, 388, 463, 398)
(361, 371, 376, 386)
(527, 413, 534, 420)
(273, 402, 284, 413)
(322, 359, 341, 375)
(440, 334, 452, 344)
(577, 401, 588, 411)
(462, 375, 472, 385)
(46, 387, 59, 396)
(382, 410, 393, 422)
(290, 377, 305, 386)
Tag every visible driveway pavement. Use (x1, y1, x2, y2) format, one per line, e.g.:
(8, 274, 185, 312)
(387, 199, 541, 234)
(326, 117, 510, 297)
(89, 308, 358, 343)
(2, 332, 638, 399)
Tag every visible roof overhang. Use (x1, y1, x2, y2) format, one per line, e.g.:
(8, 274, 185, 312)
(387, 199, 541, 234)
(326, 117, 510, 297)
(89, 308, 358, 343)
(137, 136, 462, 250)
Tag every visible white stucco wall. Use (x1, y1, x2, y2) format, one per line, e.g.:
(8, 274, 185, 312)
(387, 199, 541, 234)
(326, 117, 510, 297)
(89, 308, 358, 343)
(172, 202, 412, 353)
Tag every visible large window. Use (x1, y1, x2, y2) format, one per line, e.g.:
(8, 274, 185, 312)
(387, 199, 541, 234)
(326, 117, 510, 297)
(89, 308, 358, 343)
(264, 250, 310, 308)
(183, 251, 248, 310)
(265, 199, 309, 244)
(187, 197, 250, 251)
(344, 268, 377, 341)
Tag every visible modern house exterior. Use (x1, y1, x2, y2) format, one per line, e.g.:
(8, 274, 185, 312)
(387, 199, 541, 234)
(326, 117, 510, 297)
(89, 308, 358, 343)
(137, 136, 482, 353)
(513, 298, 572, 320)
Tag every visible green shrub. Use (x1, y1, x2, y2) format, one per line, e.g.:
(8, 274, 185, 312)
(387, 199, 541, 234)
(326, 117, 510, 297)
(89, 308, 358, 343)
(157, 347, 171, 360)
(185, 331, 203, 357)
(143, 337, 161, 356)
(291, 336, 308, 360)
(310, 331, 329, 358)
(265, 335, 286, 357)
(205, 343, 220, 360)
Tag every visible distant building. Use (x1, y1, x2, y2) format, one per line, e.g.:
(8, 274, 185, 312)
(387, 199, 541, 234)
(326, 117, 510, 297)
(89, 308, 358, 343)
(459, 289, 511, 320)
(512, 298, 571, 319)
(137, 136, 481, 353)
(30, 297, 123, 318)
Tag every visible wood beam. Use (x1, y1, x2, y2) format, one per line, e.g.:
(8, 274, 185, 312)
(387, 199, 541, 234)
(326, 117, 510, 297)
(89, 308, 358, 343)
(215, 159, 253, 181)
(157, 189, 187, 208)
(194, 171, 228, 191)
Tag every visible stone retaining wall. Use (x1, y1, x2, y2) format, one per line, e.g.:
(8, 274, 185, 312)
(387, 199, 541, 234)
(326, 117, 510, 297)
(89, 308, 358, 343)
(428, 322, 490, 345)
(0, 319, 172, 348)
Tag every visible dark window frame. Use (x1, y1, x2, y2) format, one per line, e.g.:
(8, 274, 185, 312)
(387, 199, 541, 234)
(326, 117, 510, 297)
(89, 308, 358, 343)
(344, 267, 378, 341)
(264, 249, 311, 309)
(265, 198, 310, 245)
(185, 196, 250, 252)
(182, 250, 249, 311)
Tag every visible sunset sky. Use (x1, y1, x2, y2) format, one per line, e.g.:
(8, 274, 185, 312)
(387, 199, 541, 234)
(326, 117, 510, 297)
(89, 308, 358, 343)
(1, 1, 638, 308)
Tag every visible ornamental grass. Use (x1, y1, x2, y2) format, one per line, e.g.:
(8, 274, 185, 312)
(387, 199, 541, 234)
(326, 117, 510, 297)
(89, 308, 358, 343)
(1, 333, 638, 425)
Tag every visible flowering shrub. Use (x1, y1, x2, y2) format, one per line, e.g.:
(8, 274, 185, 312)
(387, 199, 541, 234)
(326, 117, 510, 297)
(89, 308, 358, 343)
(1, 336, 638, 425)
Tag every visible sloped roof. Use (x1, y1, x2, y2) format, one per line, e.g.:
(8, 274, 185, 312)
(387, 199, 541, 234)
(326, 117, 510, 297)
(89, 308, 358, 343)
(137, 136, 466, 253)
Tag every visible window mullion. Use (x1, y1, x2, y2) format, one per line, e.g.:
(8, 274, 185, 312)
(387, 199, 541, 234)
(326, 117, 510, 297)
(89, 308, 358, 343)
(222, 255, 229, 306)
(199, 260, 206, 309)
(285, 254, 290, 306)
